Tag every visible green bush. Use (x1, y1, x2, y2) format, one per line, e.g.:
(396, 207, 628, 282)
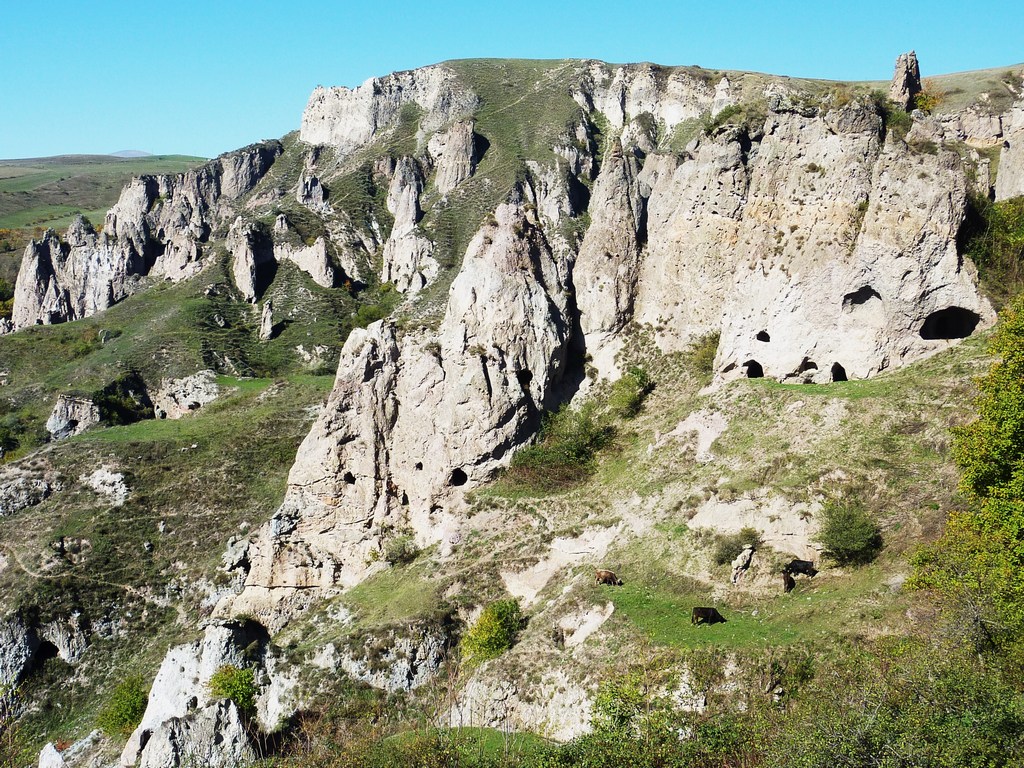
(712, 526, 763, 565)
(384, 534, 419, 565)
(687, 331, 720, 380)
(208, 665, 257, 717)
(607, 366, 652, 419)
(815, 499, 882, 566)
(92, 371, 153, 426)
(460, 600, 523, 665)
(508, 403, 613, 489)
(961, 194, 1024, 308)
(97, 674, 148, 737)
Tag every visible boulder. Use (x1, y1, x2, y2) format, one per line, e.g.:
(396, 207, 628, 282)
(137, 701, 254, 768)
(259, 300, 275, 341)
(0, 464, 54, 516)
(152, 370, 219, 420)
(46, 395, 100, 440)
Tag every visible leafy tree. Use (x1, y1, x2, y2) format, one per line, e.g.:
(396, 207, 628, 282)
(815, 498, 882, 566)
(913, 296, 1024, 652)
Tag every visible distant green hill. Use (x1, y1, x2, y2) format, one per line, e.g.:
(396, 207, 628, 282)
(0, 153, 206, 231)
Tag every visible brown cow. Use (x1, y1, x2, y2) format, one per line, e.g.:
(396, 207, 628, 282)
(691, 606, 726, 625)
(595, 569, 623, 586)
(782, 570, 796, 593)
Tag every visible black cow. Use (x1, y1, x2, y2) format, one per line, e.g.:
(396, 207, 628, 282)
(782, 570, 796, 593)
(691, 606, 726, 625)
(784, 559, 818, 577)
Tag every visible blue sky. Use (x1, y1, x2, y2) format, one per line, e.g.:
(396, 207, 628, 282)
(2, 0, 1022, 159)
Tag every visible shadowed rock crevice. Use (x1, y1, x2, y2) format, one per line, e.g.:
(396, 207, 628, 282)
(919, 306, 981, 340)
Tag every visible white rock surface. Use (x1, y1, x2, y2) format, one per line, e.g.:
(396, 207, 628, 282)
(996, 100, 1024, 201)
(427, 119, 478, 194)
(46, 395, 100, 440)
(12, 143, 281, 328)
(274, 237, 336, 288)
(0, 464, 54, 516)
(300, 65, 478, 153)
(381, 157, 438, 293)
(138, 701, 254, 768)
(152, 370, 219, 420)
(81, 467, 129, 506)
(121, 621, 267, 766)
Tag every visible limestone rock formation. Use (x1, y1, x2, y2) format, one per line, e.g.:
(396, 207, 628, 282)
(228, 218, 274, 303)
(427, 119, 479, 194)
(259, 300, 275, 340)
(381, 157, 439, 293)
(300, 65, 479, 153)
(996, 100, 1024, 200)
(273, 237, 337, 288)
(296, 170, 331, 214)
(0, 615, 38, 694)
(12, 142, 282, 327)
(121, 620, 269, 766)
(889, 51, 922, 111)
(0, 464, 54, 516)
(226, 190, 572, 620)
(46, 395, 100, 440)
(151, 372, 220, 421)
(575, 61, 722, 132)
(574, 137, 646, 343)
(137, 701, 254, 768)
(314, 619, 453, 692)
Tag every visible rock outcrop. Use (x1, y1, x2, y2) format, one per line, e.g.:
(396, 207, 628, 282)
(12, 142, 282, 328)
(226, 189, 572, 620)
(138, 701, 254, 768)
(427, 119, 479, 194)
(996, 100, 1024, 200)
(381, 157, 439, 293)
(300, 65, 479, 153)
(889, 51, 922, 111)
(0, 464, 55, 517)
(121, 620, 269, 766)
(46, 395, 100, 440)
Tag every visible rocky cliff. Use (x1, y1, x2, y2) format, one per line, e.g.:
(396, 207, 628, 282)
(4, 54, 1024, 767)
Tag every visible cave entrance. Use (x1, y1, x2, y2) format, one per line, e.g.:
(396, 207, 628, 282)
(756, 330, 770, 342)
(28, 640, 60, 674)
(919, 307, 981, 340)
(831, 362, 848, 382)
(743, 360, 764, 379)
(449, 468, 468, 487)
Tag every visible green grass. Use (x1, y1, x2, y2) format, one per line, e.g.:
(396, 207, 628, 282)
(0, 154, 206, 230)
(341, 563, 441, 628)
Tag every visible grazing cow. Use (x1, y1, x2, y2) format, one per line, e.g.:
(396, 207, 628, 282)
(691, 606, 726, 625)
(784, 559, 818, 577)
(595, 569, 623, 586)
(782, 570, 796, 593)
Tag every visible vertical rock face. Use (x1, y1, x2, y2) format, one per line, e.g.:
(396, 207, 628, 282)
(889, 51, 922, 111)
(274, 238, 337, 288)
(300, 65, 479, 153)
(574, 138, 646, 341)
(227, 218, 274, 303)
(11, 142, 282, 328)
(996, 100, 1024, 201)
(137, 701, 254, 768)
(227, 189, 572, 619)
(427, 119, 479, 194)
(381, 157, 439, 293)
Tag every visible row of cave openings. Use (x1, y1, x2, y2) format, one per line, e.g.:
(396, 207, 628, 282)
(736, 299, 982, 383)
(341, 463, 469, 509)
